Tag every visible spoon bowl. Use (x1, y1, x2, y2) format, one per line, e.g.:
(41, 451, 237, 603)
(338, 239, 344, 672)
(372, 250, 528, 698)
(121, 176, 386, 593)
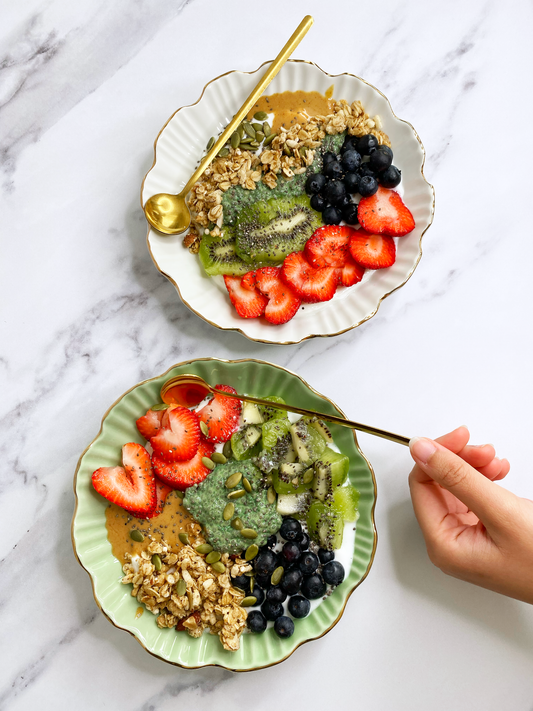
(144, 193, 191, 235)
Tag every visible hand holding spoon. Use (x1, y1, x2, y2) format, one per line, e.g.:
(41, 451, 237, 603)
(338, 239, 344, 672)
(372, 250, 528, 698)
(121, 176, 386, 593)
(143, 15, 314, 235)
(160, 374, 410, 446)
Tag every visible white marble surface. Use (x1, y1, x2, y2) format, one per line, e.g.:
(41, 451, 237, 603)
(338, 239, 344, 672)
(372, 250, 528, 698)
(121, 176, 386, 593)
(2, 0, 533, 708)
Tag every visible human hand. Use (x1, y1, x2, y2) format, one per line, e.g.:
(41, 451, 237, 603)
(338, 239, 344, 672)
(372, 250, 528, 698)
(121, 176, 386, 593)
(408, 426, 533, 604)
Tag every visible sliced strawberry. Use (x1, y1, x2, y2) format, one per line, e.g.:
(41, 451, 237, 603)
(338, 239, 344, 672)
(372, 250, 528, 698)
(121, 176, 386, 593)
(224, 275, 268, 318)
(146, 477, 173, 518)
(358, 186, 415, 237)
(335, 253, 366, 287)
(241, 270, 257, 290)
(136, 408, 164, 440)
(304, 225, 355, 268)
(197, 384, 241, 442)
(92, 443, 156, 517)
(150, 406, 201, 462)
(349, 229, 396, 269)
(152, 439, 215, 490)
(255, 267, 301, 325)
(281, 251, 338, 303)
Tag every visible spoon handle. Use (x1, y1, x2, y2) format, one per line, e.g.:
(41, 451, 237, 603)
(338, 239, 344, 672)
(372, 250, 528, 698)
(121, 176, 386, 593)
(181, 15, 314, 196)
(211, 387, 411, 447)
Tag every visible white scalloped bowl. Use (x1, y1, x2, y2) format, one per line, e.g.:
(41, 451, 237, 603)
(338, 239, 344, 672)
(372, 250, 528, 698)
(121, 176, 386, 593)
(142, 60, 434, 345)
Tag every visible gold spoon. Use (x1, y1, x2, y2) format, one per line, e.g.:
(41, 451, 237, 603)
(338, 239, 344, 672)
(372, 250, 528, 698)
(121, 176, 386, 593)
(143, 15, 314, 235)
(160, 374, 410, 446)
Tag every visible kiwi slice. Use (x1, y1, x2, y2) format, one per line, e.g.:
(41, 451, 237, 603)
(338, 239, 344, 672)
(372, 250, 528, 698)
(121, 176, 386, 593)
(312, 448, 350, 501)
(307, 500, 344, 550)
(235, 195, 322, 265)
(198, 225, 252, 276)
(272, 463, 313, 495)
(290, 419, 327, 466)
(230, 425, 262, 461)
(333, 485, 360, 522)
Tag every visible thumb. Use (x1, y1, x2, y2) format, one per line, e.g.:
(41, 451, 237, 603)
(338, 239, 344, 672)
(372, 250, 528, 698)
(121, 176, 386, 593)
(409, 437, 510, 529)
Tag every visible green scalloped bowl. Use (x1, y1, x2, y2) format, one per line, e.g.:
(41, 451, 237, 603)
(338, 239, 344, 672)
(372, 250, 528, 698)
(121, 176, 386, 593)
(72, 358, 377, 671)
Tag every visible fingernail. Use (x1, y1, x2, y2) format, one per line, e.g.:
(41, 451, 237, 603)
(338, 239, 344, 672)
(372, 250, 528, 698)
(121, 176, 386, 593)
(409, 437, 437, 465)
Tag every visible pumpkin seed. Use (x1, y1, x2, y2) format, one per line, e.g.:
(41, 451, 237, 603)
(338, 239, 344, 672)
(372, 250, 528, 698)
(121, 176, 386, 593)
(252, 122, 263, 132)
(150, 402, 169, 411)
(271, 566, 284, 586)
(263, 121, 271, 136)
(230, 131, 240, 149)
(218, 146, 230, 157)
(176, 579, 187, 596)
(195, 543, 213, 555)
(237, 123, 245, 139)
(239, 144, 254, 151)
(228, 489, 246, 500)
(249, 141, 260, 149)
(264, 132, 276, 145)
(212, 561, 226, 574)
(152, 554, 162, 571)
(283, 145, 292, 156)
(254, 110, 268, 121)
(254, 131, 265, 142)
(239, 136, 252, 144)
(242, 477, 252, 493)
(200, 421, 209, 437)
(223, 502, 235, 521)
(244, 569, 254, 576)
(267, 486, 276, 504)
(303, 468, 314, 484)
(175, 490, 184, 499)
(212, 452, 227, 464)
(245, 544, 259, 561)
(241, 596, 257, 607)
(243, 122, 256, 139)
(206, 136, 215, 151)
(226, 471, 243, 489)
(231, 517, 244, 530)
(206, 551, 221, 564)
(249, 576, 255, 592)
(240, 528, 258, 539)
(299, 145, 308, 157)
(202, 456, 215, 470)
(223, 441, 233, 459)
(129, 529, 144, 542)
(178, 532, 189, 545)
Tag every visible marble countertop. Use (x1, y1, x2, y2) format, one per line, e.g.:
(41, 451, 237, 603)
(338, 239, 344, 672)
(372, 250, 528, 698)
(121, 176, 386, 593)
(2, 0, 533, 708)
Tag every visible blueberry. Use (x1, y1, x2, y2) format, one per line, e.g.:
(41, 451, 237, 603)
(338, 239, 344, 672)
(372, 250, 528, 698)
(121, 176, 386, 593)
(358, 175, 379, 198)
(322, 206, 342, 225)
(339, 194, 352, 209)
(322, 561, 345, 587)
(343, 172, 360, 194)
(288, 595, 311, 619)
(231, 574, 249, 591)
(301, 574, 327, 600)
(318, 548, 335, 564)
(247, 610, 267, 633)
(341, 135, 357, 153)
(255, 572, 272, 589)
(341, 149, 362, 173)
(280, 518, 302, 542)
(281, 568, 303, 595)
(378, 144, 393, 159)
(282, 541, 301, 564)
(274, 616, 294, 639)
(322, 151, 337, 166)
(359, 163, 379, 179)
(251, 584, 265, 605)
(341, 203, 359, 225)
(297, 532, 310, 550)
(298, 551, 319, 576)
(265, 534, 277, 549)
(324, 160, 343, 180)
(379, 165, 402, 188)
(369, 147, 393, 173)
(305, 172, 327, 195)
(254, 549, 278, 576)
(261, 600, 284, 621)
(310, 193, 327, 212)
(266, 586, 287, 604)
(358, 134, 379, 155)
(324, 180, 346, 205)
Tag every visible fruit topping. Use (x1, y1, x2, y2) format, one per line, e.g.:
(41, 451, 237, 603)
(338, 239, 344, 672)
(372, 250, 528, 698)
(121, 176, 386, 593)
(281, 540, 301, 564)
(304, 225, 354, 268)
(322, 561, 345, 586)
(145, 478, 173, 519)
(335, 253, 365, 287)
(318, 548, 335, 565)
(261, 599, 284, 621)
(281, 251, 337, 303)
(247, 610, 267, 633)
(135, 408, 164, 440)
(254, 266, 301, 325)
(348, 230, 396, 270)
(197, 384, 242, 442)
(274, 616, 295, 638)
(279, 517, 302, 542)
(341, 149, 362, 173)
(357, 133, 379, 155)
(92, 443, 156, 517)
(151, 438, 215, 490)
(198, 225, 251, 276)
(307, 500, 344, 550)
(288, 595, 311, 618)
(280, 568, 303, 595)
(305, 172, 327, 195)
(241, 270, 258, 291)
(301, 573, 327, 600)
(266, 586, 287, 604)
(357, 186, 415, 237)
(358, 175, 379, 197)
(253, 548, 278, 576)
(150, 406, 201, 462)
(369, 146, 393, 173)
(223, 275, 268, 319)
(379, 165, 402, 189)
(298, 551, 319, 577)
(321, 205, 342, 225)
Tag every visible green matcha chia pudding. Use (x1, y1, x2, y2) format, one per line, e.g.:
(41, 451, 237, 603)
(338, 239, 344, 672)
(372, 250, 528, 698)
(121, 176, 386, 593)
(183, 459, 282, 554)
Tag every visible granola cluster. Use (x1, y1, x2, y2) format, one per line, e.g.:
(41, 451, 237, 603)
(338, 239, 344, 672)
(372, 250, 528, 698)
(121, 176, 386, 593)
(121, 540, 252, 651)
(184, 98, 391, 252)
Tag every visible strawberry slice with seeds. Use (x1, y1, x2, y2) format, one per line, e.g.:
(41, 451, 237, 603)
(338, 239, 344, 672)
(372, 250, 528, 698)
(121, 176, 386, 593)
(152, 439, 215, 490)
(150, 406, 201, 462)
(136, 408, 164, 440)
(304, 225, 355, 268)
(349, 229, 396, 269)
(197, 384, 241, 442)
(92, 443, 156, 517)
(255, 266, 301, 324)
(146, 477, 173, 518)
(281, 251, 338, 303)
(335, 253, 366, 287)
(358, 186, 415, 237)
(241, 270, 258, 290)
(224, 275, 268, 318)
